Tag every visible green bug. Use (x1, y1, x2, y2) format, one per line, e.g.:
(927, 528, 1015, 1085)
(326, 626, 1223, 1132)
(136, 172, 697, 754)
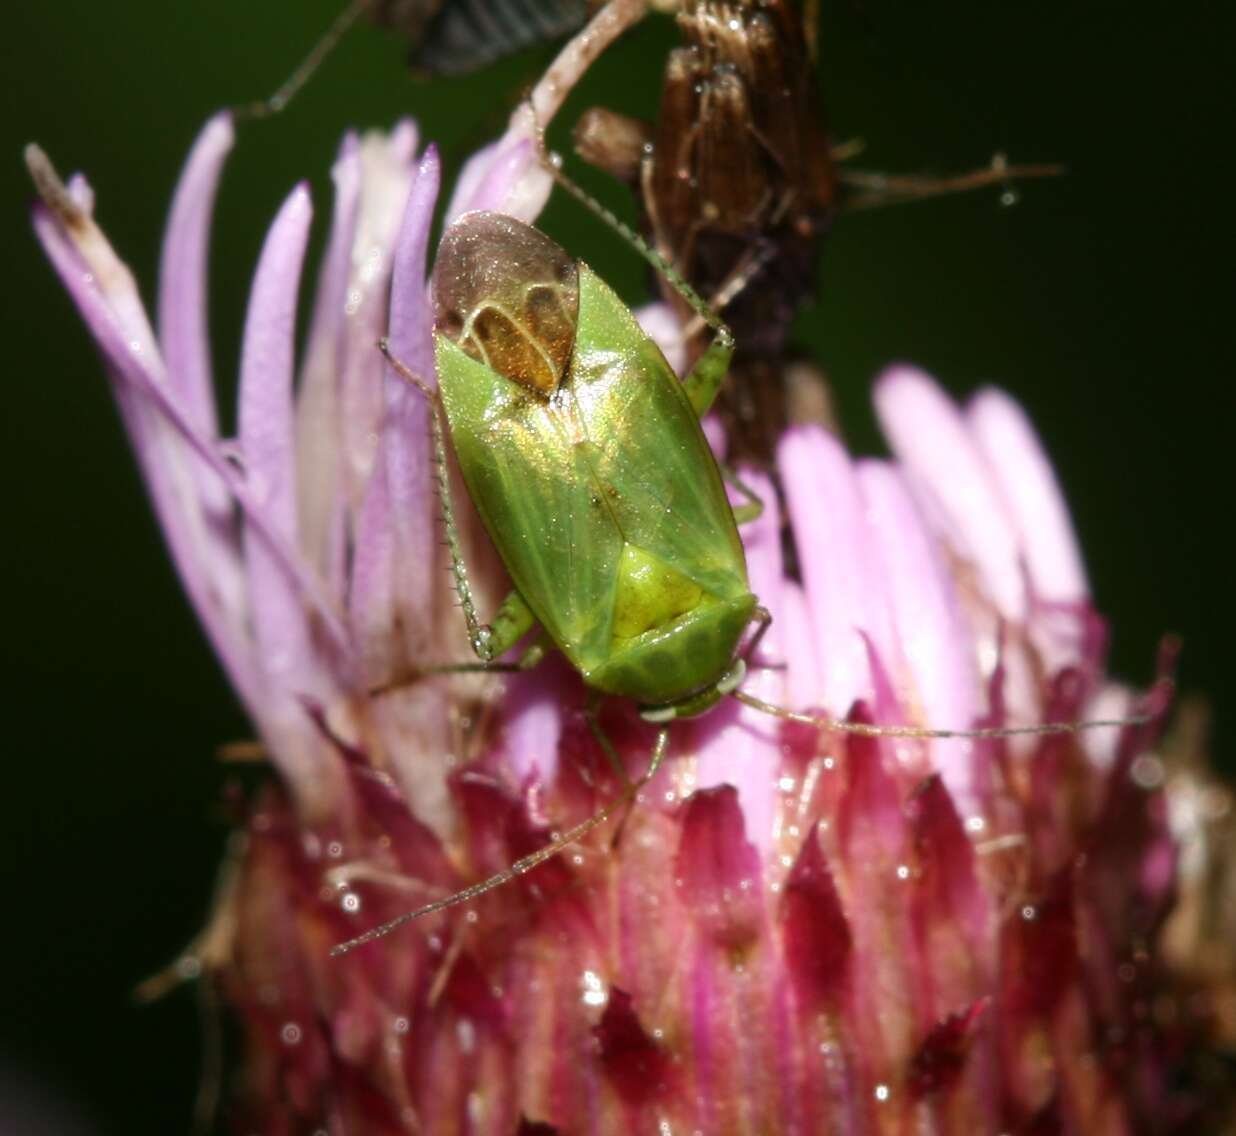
(334, 183, 1156, 956)
(332, 198, 768, 952)
(431, 210, 764, 718)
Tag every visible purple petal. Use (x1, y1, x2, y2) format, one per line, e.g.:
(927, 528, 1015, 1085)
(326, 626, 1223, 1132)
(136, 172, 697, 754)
(446, 130, 549, 225)
(874, 366, 1027, 623)
(966, 386, 1088, 603)
(857, 460, 982, 805)
(29, 171, 262, 715)
(445, 0, 649, 225)
(779, 425, 894, 714)
(296, 132, 362, 591)
(337, 130, 423, 503)
(634, 302, 687, 376)
(157, 112, 232, 442)
(374, 147, 441, 663)
(239, 183, 324, 698)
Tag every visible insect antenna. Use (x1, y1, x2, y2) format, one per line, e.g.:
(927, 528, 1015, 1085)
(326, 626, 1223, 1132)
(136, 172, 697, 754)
(234, 0, 377, 122)
(838, 153, 1067, 212)
(730, 685, 1170, 741)
(330, 728, 671, 955)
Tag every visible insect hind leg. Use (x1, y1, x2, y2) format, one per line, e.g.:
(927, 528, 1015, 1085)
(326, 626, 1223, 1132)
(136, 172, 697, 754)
(330, 727, 671, 956)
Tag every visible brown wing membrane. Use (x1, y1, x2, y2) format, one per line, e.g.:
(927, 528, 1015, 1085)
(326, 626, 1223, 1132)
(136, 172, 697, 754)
(433, 211, 580, 395)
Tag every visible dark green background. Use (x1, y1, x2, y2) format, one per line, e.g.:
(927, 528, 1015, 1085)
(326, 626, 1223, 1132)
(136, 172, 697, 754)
(2, 2, 1227, 1131)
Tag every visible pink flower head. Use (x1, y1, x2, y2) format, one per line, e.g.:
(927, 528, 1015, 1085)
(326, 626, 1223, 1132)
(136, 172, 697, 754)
(30, 48, 1185, 1136)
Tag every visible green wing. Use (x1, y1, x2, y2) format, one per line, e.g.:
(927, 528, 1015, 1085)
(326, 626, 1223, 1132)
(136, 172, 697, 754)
(434, 265, 748, 678)
(567, 265, 749, 603)
(435, 336, 623, 670)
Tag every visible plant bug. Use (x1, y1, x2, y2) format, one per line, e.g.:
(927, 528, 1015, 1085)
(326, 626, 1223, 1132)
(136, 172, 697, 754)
(329, 161, 1164, 955)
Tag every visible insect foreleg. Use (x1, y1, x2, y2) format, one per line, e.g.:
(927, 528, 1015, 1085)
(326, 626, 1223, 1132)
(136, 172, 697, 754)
(380, 339, 523, 662)
(720, 466, 765, 526)
(330, 727, 671, 955)
(681, 333, 735, 417)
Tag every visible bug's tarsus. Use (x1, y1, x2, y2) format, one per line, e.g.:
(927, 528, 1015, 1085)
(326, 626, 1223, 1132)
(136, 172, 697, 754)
(720, 465, 766, 526)
(330, 727, 671, 955)
(234, 0, 377, 123)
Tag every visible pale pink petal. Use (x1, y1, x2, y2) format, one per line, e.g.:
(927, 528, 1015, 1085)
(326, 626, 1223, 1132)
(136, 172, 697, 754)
(874, 366, 1027, 623)
(701, 414, 726, 460)
(780, 581, 823, 711)
(1080, 683, 1134, 772)
(857, 459, 982, 806)
(779, 426, 894, 715)
(635, 302, 687, 376)
(503, 668, 570, 785)
(445, 129, 549, 225)
(695, 472, 783, 852)
(966, 386, 1088, 603)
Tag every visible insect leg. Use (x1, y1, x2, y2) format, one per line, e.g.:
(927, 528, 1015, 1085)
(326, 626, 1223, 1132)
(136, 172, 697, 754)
(731, 686, 1168, 741)
(331, 727, 672, 955)
(720, 465, 765, 526)
(369, 632, 548, 696)
(234, 0, 376, 122)
(839, 156, 1064, 212)
(539, 141, 737, 418)
(584, 695, 633, 790)
(380, 339, 538, 664)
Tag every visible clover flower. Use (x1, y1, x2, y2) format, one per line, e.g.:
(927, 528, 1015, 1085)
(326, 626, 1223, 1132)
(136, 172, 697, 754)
(29, 58, 1190, 1136)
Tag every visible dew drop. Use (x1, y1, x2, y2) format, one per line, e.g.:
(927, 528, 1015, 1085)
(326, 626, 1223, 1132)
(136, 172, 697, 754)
(874, 1083, 890, 1102)
(999, 188, 1020, 207)
(393, 1016, 410, 1035)
(175, 955, 202, 980)
(326, 840, 344, 859)
(280, 1022, 303, 1046)
(896, 865, 911, 881)
(341, 892, 361, 913)
(581, 969, 608, 1007)
(1021, 905, 1037, 921)
(1131, 753, 1165, 789)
